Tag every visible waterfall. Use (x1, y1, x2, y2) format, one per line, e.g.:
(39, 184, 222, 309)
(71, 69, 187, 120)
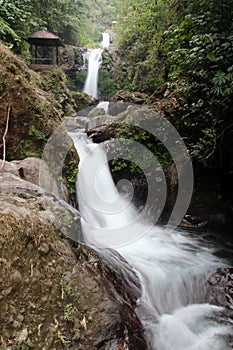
(73, 36, 232, 349)
(69, 132, 232, 350)
(83, 48, 103, 98)
(101, 32, 110, 49)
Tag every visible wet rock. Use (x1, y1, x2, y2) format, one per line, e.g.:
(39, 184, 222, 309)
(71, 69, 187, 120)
(89, 107, 106, 117)
(87, 105, 163, 143)
(79, 246, 147, 349)
(108, 101, 132, 116)
(206, 268, 233, 310)
(111, 90, 149, 104)
(72, 91, 97, 113)
(86, 115, 115, 136)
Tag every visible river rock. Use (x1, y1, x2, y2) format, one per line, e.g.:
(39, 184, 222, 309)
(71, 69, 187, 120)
(89, 107, 106, 117)
(108, 101, 132, 116)
(87, 105, 164, 142)
(206, 268, 233, 310)
(72, 91, 98, 113)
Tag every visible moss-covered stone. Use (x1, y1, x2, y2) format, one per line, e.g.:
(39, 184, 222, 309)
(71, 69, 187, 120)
(0, 193, 126, 349)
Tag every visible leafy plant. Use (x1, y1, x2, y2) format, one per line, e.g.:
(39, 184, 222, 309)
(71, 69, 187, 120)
(64, 303, 78, 321)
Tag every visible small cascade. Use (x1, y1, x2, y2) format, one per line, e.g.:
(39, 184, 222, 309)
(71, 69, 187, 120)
(83, 48, 103, 98)
(97, 100, 109, 114)
(101, 32, 110, 49)
(69, 131, 232, 350)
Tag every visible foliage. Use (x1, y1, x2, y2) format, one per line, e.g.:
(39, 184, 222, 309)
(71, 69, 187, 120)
(0, 0, 118, 49)
(98, 69, 117, 99)
(0, 17, 20, 47)
(64, 303, 78, 321)
(115, 0, 233, 166)
(163, 0, 233, 164)
(28, 125, 47, 141)
(69, 70, 87, 91)
(114, 0, 175, 93)
(110, 124, 172, 176)
(0, 0, 36, 53)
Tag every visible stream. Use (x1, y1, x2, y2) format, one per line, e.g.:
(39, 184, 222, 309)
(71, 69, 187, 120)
(70, 35, 233, 349)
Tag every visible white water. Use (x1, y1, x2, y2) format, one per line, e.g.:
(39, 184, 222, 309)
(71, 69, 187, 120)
(70, 133, 232, 350)
(97, 100, 109, 114)
(83, 48, 103, 98)
(101, 32, 110, 48)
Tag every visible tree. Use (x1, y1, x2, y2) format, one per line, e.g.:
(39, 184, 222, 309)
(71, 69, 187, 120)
(114, 0, 175, 92)
(163, 0, 233, 164)
(0, 0, 36, 48)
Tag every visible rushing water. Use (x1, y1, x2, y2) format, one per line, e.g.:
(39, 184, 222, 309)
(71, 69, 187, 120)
(101, 32, 110, 49)
(69, 131, 232, 350)
(73, 37, 232, 348)
(82, 48, 103, 98)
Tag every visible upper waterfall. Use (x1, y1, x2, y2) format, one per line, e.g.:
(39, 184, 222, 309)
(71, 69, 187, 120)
(101, 32, 110, 49)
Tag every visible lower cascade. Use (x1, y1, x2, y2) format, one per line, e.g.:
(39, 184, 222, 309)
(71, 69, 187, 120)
(70, 131, 232, 350)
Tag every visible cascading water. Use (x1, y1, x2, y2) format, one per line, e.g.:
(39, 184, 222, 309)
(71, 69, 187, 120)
(101, 32, 110, 49)
(83, 48, 103, 98)
(71, 37, 232, 349)
(69, 132, 232, 350)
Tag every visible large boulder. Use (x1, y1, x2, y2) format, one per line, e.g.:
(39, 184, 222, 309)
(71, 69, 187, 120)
(0, 163, 147, 349)
(0, 192, 124, 349)
(86, 105, 162, 142)
(72, 92, 98, 114)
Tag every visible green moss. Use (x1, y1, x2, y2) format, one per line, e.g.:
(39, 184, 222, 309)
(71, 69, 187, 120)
(63, 146, 79, 196)
(102, 51, 112, 65)
(28, 125, 47, 141)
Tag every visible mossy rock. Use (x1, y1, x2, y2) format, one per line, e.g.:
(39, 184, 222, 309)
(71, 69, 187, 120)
(0, 42, 61, 161)
(71, 91, 97, 113)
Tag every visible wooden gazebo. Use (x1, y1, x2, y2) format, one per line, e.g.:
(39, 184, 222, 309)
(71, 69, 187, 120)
(28, 29, 64, 67)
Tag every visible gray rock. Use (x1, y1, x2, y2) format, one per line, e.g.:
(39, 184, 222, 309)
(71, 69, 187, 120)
(89, 107, 106, 117)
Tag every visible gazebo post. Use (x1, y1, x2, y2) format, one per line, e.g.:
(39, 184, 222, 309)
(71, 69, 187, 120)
(52, 45, 56, 65)
(56, 45, 59, 65)
(35, 45, 38, 65)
